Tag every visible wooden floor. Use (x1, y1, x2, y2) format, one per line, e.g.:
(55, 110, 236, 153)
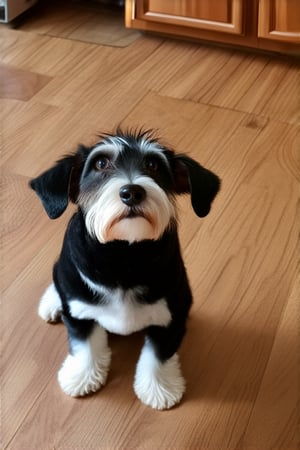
(1, 4, 299, 449)
(16, 0, 140, 47)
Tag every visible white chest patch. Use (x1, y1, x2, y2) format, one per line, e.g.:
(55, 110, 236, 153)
(69, 274, 171, 335)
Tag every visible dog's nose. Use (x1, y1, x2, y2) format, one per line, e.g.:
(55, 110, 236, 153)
(119, 184, 146, 206)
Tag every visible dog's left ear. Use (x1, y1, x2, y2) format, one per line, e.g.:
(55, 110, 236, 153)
(172, 154, 221, 217)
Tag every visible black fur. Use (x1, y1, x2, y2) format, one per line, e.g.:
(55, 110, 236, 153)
(55, 211, 192, 359)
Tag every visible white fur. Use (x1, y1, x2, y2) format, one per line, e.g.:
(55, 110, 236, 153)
(38, 283, 62, 322)
(90, 136, 166, 158)
(79, 270, 107, 296)
(69, 278, 171, 335)
(58, 325, 111, 397)
(80, 175, 175, 244)
(134, 340, 186, 410)
(108, 216, 157, 242)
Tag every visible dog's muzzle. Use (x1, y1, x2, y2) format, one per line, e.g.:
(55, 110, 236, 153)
(119, 184, 146, 207)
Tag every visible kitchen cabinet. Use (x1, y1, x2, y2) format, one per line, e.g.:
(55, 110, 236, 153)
(126, 0, 300, 54)
(258, 0, 300, 42)
(133, 0, 244, 35)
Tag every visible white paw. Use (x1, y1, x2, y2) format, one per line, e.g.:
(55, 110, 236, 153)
(58, 326, 111, 397)
(134, 343, 186, 410)
(38, 283, 62, 322)
(58, 351, 111, 397)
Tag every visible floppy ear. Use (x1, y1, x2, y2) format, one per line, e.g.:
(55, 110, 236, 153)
(29, 155, 75, 219)
(172, 154, 221, 217)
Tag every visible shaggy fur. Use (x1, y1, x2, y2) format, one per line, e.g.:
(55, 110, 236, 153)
(30, 129, 220, 409)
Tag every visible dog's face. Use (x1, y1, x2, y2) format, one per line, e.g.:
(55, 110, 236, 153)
(30, 129, 220, 244)
(78, 134, 179, 243)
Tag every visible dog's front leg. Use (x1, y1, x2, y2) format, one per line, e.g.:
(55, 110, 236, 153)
(58, 315, 111, 397)
(134, 325, 186, 410)
(38, 283, 63, 322)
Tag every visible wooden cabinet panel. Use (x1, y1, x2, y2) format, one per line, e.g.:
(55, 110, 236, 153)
(126, 0, 300, 53)
(136, 0, 244, 35)
(258, 0, 300, 42)
(145, 0, 232, 23)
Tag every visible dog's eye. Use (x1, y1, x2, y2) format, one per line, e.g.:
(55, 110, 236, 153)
(145, 157, 159, 172)
(94, 157, 111, 171)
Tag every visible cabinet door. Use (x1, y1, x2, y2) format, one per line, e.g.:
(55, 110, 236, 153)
(258, 0, 300, 42)
(135, 0, 244, 35)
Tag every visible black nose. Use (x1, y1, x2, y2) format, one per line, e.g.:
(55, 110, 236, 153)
(119, 184, 146, 206)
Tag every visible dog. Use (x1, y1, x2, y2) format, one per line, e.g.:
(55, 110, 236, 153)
(30, 129, 220, 410)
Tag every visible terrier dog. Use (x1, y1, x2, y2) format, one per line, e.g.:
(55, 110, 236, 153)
(30, 129, 220, 410)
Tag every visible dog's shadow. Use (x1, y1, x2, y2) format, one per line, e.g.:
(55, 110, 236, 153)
(179, 312, 291, 405)
(107, 331, 144, 381)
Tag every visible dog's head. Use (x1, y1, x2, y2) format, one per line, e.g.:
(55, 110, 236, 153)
(30, 129, 220, 243)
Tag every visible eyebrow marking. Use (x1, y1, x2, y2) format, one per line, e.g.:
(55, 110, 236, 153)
(90, 135, 170, 167)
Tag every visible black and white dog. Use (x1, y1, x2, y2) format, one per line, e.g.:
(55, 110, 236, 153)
(30, 129, 220, 410)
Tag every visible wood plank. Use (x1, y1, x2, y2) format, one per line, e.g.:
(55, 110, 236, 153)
(0, 27, 106, 77)
(1, 171, 75, 290)
(2, 254, 67, 448)
(233, 60, 300, 124)
(241, 275, 299, 449)
(156, 44, 299, 124)
(18, 0, 140, 47)
(31, 38, 199, 108)
(0, 63, 51, 101)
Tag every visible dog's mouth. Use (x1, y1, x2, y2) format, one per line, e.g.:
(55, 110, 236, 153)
(114, 208, 152, 224)
(127, 209, 147, 219)
(107, 208, 157, 243)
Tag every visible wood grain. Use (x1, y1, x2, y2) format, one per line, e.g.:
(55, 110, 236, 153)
(0, 63, 51, 101)
(18, 0, 140, 47)
(1, 6, 299, 449)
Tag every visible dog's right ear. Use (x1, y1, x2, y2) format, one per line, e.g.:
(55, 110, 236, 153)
(29, 155, 74, 219)
(29, 145, 89, 219)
